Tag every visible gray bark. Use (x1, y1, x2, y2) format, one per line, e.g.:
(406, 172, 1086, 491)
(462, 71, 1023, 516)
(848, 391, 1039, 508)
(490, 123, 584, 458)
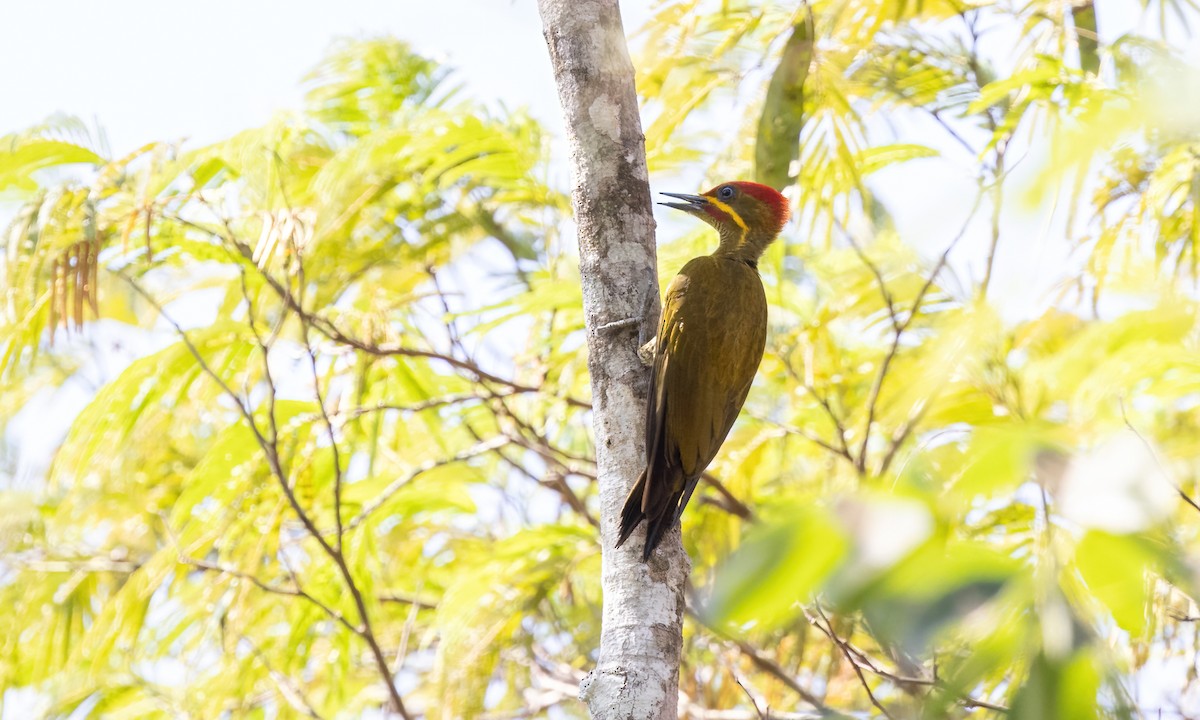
(536, 1, 690, 718)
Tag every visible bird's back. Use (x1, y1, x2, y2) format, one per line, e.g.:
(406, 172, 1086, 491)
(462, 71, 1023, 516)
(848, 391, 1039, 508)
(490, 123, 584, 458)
(658, 256, 767, 477)
(617, 254, 767, 558)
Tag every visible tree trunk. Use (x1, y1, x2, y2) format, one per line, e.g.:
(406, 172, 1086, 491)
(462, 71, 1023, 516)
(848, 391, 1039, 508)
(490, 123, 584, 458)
(755, 17, 813, 191)
(1072, 1, 1100, 75)
(536, 1, 690, 718)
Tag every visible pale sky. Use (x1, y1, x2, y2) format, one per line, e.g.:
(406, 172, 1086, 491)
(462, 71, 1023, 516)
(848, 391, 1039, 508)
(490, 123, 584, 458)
(1, 0, 1192, 299)
(0, 0, 1145, 318)
(0, 0, 655, 155)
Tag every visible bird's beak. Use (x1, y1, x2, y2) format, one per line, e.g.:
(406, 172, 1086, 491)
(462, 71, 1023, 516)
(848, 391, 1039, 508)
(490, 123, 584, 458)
(658, 192, 709, 215)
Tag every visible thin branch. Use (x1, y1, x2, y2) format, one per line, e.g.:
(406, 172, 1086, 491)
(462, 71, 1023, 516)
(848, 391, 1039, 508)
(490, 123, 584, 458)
(380, 593, 438, 611)
(929, 108, 979, 157)
(483, 392, 601, 527)
(122, 273, 332, 554)
(344, 436, 508, 532)
(15, 558, 141, 574)
(179, 557, 360, 636)
(980, 140, 1008, 299)
(845, 232, 901, 333)
(329, 541, 410, 718)
(749, 412, 856, 464)
(468, 417, 601, 529)
(804, 384, 855, 459)
(121, 272, 411, 719)
(780, 359, 856, 464)
(812, 605, 895, 719)
(699, 472, 754, 520)
(732, 672, 768, 719)
(328, 391, 522, 421)
(242, 634, 325, 719)
(854, 192, 982, 475)
(806, 604, 1008, 714)
(1119, 398, 1200, 515)
(877, 400, 932, 476)
(960, 11, 1008, 301)
(300, 313, 346, 549)
(684, 607, 829, 713)
(393, 581, 424, 696)
(160, 516, 357, 638)
(169, 212, 591, 409)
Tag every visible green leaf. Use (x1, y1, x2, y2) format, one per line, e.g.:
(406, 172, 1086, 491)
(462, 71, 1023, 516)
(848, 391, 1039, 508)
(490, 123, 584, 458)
(1011, 651, 1107, 720)
(950, 424, 1049, 500)
(856, 540, 1022, 654)
(1074, 531, 1158, 636)
(0, 137, 104, 193)
(706, 504, 847, 629)
(855, 143, 939, 174)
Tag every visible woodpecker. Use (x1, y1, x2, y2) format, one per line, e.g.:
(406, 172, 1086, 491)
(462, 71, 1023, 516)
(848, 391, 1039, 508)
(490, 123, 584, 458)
(616, 181, 790, 560)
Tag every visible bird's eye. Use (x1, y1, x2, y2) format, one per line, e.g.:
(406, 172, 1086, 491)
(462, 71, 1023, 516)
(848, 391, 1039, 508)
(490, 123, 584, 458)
(718, 185, 735, 200)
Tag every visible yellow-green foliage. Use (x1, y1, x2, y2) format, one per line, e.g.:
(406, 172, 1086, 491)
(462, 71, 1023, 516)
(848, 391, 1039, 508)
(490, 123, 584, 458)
(2, 7, 1200, 718)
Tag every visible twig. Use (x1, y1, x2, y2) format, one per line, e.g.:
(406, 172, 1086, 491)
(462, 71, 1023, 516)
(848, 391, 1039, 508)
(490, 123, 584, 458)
(749, 411, 856, 464)
(812, 604, 895, 719)
(855, 191, 982, 475)
(179, 556, 359, 636)
(472, 422, 601, 529)
(299, 311, 346, 549)
(980, 140, 1008, 299)
(393, 581, 424, 693)
(877, 400, 932, 476)
(684, 607, 830, 712)
(929, 108, 979, 157)
(780, 360, 856, 465)
(960, 12, 1008, 301)
(1119, 399, 1200, 515)
(732, 672, 768, 719)
(168, 212, 591, 409)
(380, 593, 438, 611)
(15, 558, 141, 574)
(804, 384, 855, 460)
(806, 604, 1008, 713)
(120, 272, 412, 719)
(846, 233, 901, 333)
(243, 634, 325, 719)
(236, 266, 281, 451)
(700, 472, 754, 520)
(344, 436, 509, 532)
(328, 391, 524, 421)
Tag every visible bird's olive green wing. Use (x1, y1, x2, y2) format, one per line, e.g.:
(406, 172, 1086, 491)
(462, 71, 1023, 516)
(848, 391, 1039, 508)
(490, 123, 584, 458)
(628, 256, 766, 557)
(662, 257, 767, 479)
(640, 270, 689, 511)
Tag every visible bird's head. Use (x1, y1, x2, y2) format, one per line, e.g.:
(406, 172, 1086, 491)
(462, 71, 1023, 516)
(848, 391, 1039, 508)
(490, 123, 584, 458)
(659, 181, 790, 252)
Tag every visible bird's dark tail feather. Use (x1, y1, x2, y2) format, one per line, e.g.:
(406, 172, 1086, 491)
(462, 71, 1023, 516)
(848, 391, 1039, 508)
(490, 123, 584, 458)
(616, 468, 694, 560)
(640, 502, 678, 560)
(615, 469, 648, 551)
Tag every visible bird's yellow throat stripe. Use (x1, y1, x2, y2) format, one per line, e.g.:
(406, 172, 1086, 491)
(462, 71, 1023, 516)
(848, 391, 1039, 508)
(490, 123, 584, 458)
(707, 197, 748, 235)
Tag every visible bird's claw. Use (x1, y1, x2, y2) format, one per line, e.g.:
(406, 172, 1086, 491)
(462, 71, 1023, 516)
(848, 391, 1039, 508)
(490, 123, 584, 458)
(637, 337, 656, 367)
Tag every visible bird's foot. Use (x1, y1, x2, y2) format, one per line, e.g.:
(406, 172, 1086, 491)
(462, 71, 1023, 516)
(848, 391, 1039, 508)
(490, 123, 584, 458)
(637, 337, 656, 367)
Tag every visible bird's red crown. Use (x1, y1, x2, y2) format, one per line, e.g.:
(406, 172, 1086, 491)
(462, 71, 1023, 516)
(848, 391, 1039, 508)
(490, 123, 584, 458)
(733, 182, 789, 222)
(705, 181, 791, 230)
